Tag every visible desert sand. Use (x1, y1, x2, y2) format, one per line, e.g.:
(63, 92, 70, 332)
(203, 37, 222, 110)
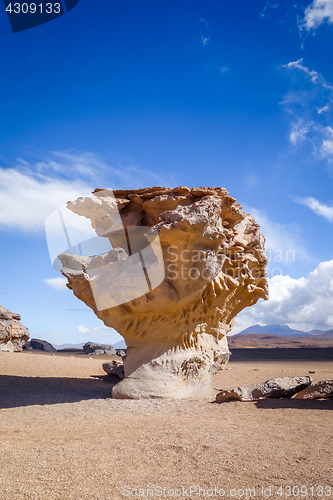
(0, 349, 332, 500)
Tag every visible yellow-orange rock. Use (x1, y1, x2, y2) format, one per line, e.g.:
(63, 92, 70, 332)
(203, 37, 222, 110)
(59, 186, 268, 399)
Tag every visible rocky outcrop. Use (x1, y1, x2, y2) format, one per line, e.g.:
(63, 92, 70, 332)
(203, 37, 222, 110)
(216, 376, 312, 403)
(83, 341, 116, 355)
(293, 380, 333, 399)
(103, 360, 125, 379)
(59, 186, 268, 398)
(0, 305, 29, 352)
(23, 339, 57, 353)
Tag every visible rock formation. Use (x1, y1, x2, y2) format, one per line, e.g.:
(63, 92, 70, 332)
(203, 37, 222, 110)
(83, 341, 116, 355)
(59, 186, 268, 398)
(0, 305, 29, 352)
(216, 376, 312, 403)
(23, 338, 57, 353)
(293, 379, 333, 399)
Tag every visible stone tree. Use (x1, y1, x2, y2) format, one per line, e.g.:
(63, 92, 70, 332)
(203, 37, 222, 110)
(58, 186, 268, 398)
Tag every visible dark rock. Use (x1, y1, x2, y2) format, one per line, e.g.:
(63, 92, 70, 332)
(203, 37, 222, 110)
(294, 379, 333, 399)
(116, 349, 126, 357)
(83, 341, 116, 355)
(102, 361, 125, 379)
(216, 376, 312, 403)
(24, 338, 57, 353)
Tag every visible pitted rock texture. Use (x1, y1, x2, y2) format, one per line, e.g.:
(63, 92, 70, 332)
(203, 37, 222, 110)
(216, 376, 312, 403)
(59, 186, 268, 399)
(0, 305, 29, 352)
(293, 379, 333, 399)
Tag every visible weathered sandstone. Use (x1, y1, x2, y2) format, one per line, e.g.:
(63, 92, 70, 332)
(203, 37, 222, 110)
(0, 305, 29, 352)
(216, 376, 312, 403)
(59, 186, 268, 398)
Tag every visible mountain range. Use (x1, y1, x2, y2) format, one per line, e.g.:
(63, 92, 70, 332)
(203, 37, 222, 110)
(234, 324, 333, 339)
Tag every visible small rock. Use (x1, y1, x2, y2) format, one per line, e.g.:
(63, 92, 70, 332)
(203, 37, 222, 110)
(309, 370, 316, 374)
(103, 361, 125, 379)
(293, 379, 333, 399)
(254, 368, 259, 371)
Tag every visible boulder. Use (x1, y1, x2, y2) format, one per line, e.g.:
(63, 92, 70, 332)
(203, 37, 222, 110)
(0, 305, 29, 352)
(23, 338, 57, 353)
(216, 376, 312, 403)
(82, 341, 116, 355)
(293, 379, 333, 399)
(103, 360, 125, 379)
(59, 186, 268, 398)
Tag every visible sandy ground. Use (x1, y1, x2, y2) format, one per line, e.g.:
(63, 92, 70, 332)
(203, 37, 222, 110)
(0, 350, 332, 500)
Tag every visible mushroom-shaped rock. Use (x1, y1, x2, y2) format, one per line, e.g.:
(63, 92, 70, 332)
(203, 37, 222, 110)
(59, 186, 268, 399)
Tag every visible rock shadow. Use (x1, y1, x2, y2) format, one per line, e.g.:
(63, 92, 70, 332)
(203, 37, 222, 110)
(255, 397, 333, 410)
(0, 374, 118, 409)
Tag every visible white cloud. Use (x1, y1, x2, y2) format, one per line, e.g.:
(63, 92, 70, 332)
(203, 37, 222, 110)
(53, 332, 59, 336)
(76, 325, 124, 343)
(296, 196, 333, 222)
(0, 168, 92, 232)
(232, 259, 333, 333)
(289, 120, 311, 145)
(44, 277, 69, 291)
(0, 151, 175, 232)
(301, 0, 333, 30)
(77, 326, 90, 334)
(220, 67, 229, 74)
(281, 59, 333, 165)
(282, 58, 319, 83)
(201, 36, 210, 46)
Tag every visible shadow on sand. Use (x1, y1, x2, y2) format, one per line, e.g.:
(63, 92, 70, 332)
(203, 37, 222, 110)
(0, 374, 121, 409)
(255, 397, 333, 410)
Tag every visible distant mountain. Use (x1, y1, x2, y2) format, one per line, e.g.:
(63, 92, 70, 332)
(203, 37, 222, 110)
(235, 324, 333, 338)
(56, 342, 85, 350)
(113, 339, 127, 349)
(228, 333, 333, 348)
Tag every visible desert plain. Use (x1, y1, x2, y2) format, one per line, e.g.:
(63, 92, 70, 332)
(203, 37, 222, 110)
(0, 348, 332, 500)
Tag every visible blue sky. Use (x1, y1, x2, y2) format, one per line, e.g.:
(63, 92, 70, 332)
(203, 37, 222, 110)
(0, 0, 333, 344)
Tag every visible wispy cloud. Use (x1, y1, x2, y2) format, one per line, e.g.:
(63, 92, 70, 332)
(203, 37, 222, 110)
(300, 0, 333, 31)
(220, 66, 229, 74)
(295, 196, 333, 222)
(232, 259, 333, 333)
(281, 58, 333, 166)
(199, 18, 209, 28)
(0, 151, 175, 232)
(260, 1, 279, 19)
(44, 277, 69, 291)
(201, 36, 210, 46)
(76, 324, 123, 343)
(244, 206, 309, 267)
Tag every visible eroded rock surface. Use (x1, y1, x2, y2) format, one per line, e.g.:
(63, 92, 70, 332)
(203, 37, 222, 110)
(103, 361, 125, 379)
(0, 305, 29, 352)
(293, 379, 333, 399)
(216, 376, 312, 403)
(59, 186, 268, 398)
